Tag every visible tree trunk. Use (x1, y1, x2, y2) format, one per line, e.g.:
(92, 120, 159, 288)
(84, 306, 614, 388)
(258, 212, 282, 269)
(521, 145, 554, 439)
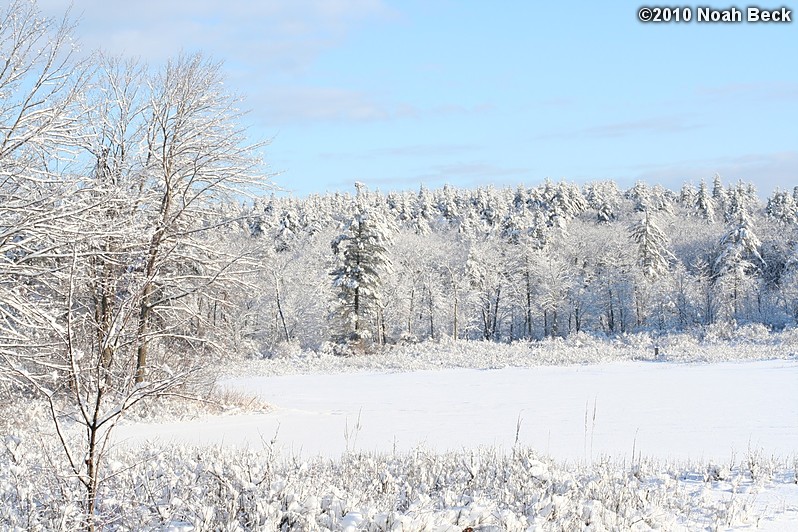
(606, 287, 615, 333)
(551, 309, 558, 337)
(275, 282, 290, 341)
(353, 285, 360, 339)
(452, 287, 458, 340)
(135, 282, 152, 383)
(407, 288, 414, 336)
(492, 286, 501, 341)
(135, 182, 171, 382)
(428, 286, 434, 340)
(525, 270, 533, 339)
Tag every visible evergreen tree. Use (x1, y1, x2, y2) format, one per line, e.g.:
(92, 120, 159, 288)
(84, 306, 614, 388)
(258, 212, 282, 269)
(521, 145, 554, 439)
(712, 173, 725, 203)
(438, 184, 462, 229)
(724, 184, 756, 224)
(627, 181, 651, 212)
(714, 208, 764, 321)
(549, 182, 587, 227)
(650, 185, 674, 213)
(585, 181, 621, 223)
(275, 209, 299, 251)
(695, 180, 715, 222)
(413, 184, 434, 234)
(679, 183, 697, 207)
(631, 211, 674, 279)
(330, 187, 394, 351)
(630, 211, 676, 328)
(766, 189, 798, 225)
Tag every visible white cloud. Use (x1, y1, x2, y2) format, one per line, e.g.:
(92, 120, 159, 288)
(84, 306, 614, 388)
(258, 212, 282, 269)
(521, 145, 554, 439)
(247, 86, 492, 125)
(319, 143, 479, 161)
(253, 87, 394, 124)
(40, 0, 396, 71)
(38, 0, 407, 129)
(696, 82, 798, 102)
(537, 115, 704, 141)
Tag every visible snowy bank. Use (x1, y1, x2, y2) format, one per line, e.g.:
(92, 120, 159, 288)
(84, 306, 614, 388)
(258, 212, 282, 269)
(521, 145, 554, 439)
(237, 328, 798, 378)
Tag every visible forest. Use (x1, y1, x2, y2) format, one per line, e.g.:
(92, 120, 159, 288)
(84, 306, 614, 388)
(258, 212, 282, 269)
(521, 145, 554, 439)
(227, 175, 798, 354)
(2, 0, 798, 375)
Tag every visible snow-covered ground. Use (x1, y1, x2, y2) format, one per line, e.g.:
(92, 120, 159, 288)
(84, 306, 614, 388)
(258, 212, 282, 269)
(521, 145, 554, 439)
(118, 359, 798, 463)
(106, 357, 798, 530)
(5, 341, 796, 530)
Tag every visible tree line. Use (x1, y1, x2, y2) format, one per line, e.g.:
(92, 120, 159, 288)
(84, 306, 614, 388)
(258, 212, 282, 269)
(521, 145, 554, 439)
(3, 1, 796, 392)
(224, 174, 798, 354)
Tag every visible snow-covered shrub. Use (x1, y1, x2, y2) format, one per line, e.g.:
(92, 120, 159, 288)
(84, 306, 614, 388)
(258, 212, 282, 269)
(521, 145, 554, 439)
(704, 461, 732, 482)
(1, 436, 794, 531)
(732, 322, 772, 342)
(224, 328, 798, 379)
(267, 339, 304, 359)
(704, 321, 736, 342)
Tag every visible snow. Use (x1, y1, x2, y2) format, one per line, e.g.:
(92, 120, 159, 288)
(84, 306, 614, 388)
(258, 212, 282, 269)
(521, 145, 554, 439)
(3, 356, 798, 529)
(103, 358, 798, 531)
(118, 359, 798, 463)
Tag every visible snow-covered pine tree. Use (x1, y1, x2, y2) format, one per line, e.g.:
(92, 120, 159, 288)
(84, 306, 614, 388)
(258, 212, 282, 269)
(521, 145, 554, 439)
(724, 184, 758, 224)
(631, 211, 674, 280)
(438, 184, 462, 229)
(627, 181, 651, 212)
(695, 180, 715, 222)
(650, 185, 675, 214)
(274, 209, 299, 251)
(585, 181, 622, 223)
(473, 186, 502, 231)
(630, 211, 676, 328)
(500, 211, 524, 244)
(330, 186, 394, 352)
(413, 185, 434, 234)
(679, 183, 697, 207)
(712, 173, 725, 203)
(714, 206, 764, 321)
(550, 182, 587, 227)
(766, 189, 798, 225)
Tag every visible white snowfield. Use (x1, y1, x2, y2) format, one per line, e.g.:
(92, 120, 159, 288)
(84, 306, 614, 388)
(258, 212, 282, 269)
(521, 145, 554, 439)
(114, 358, 798, 530)
(120, 360, 798, 463)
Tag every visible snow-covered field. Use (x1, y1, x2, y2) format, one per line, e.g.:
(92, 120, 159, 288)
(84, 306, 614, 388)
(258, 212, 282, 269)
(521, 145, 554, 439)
(119, 360, 798, 463)
(107, 355, 798, 530)
(4, 339, 797, 530)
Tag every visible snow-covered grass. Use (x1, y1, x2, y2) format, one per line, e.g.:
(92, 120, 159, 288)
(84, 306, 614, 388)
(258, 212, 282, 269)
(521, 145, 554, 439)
(238, 328, 798, 377)
(4, 334, 798, 530)
(2, 435, 796, 530)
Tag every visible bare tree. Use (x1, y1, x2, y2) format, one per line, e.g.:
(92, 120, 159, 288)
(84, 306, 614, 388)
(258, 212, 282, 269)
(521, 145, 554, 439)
(74, 52, 269, 380)
(132, 53, 267, 380)
(18, 244, 185, 531)
(0, 0, 90, 389)
(1, 9, 269, 523)
(0, 0, 88, 164)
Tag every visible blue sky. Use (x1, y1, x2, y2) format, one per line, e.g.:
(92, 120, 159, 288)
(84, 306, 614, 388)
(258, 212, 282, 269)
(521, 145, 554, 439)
(42, 0, 797, 197)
